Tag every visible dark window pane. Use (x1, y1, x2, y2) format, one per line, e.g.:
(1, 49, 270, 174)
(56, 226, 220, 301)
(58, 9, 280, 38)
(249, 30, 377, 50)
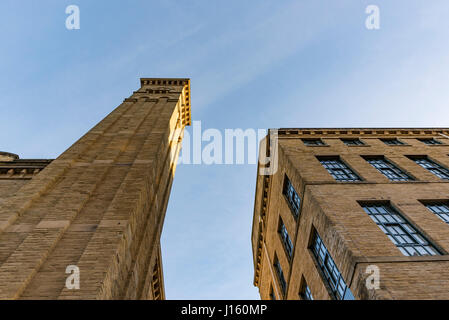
(381, 138, 404, 145)
(269, 286, 276, 300)
(418, 138, 442, 145)
(360, 203, 440, 257)
(318, 157, 361, 182)
(283, 176, 301, 219)
(302, 139, 325, 146)
(274, 256, 287, 297)
(311, 232, 355, 300)
(365, 157, 413, 181)
(341, 138, 364, 146)
(300, 280, 314, 300)
(424, 202, 449, 225)
(279, 219, 294, 259)
(410, 157, 449, 180)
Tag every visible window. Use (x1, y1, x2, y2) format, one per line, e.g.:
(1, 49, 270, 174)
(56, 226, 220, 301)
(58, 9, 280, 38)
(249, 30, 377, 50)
(341, 138, 364, 146)
(269, 285, 276, 300)
(302, 139, 325, 146)
(381, 138, 404, 146)
(423, 202, 449, 224)
(317, 157, 361, 182)
(364, 156, 413, 181)
(283, 175, 301, 219)
(278, 218, 294, 260)
(418, 138, 442, 145)
(360, 203, 441, 256)
(274, 255, 287, 297)
(300, 278, 313, 300)
(408, 156, 449, 180)
(311, 231, 355, 300)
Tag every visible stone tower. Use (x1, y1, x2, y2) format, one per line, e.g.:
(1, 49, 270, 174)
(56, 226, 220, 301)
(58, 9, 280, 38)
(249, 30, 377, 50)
(0, 78, 191, 299)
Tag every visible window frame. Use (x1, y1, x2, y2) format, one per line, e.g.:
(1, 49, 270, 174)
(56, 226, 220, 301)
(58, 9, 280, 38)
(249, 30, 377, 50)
(380, 138, 406, 146)
(309, 229, 355, 300)
(302, 138, 326, 146)
(269, 285, 276, 300)
(341, 138, 365, 146)
(407, 156, 449, 180)
(273, 254, 287, 298)
(278, 217, 294, 261)
(299, 276, 313, 300)
(317, 156, 362, 182)
(363, 156, 414, 181)
(420, 200, 449, 225)
(418, 138, 443, 145)
(282, 175, 301, 220)
(359, 201, 442, 256)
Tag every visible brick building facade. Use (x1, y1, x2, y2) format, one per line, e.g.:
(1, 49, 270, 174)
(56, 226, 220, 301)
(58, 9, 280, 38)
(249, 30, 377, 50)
(252, 128, 449, 300)
(0, 78, 191, 299)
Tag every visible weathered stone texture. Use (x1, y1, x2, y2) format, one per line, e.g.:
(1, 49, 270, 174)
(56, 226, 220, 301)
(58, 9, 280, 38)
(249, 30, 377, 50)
(0, 78, 190, 299)
(252, 129, 449, 300)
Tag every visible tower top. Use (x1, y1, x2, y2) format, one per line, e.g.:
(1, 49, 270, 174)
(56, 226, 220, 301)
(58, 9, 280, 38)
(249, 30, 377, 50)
(139, 78, 191, 126)
(140, 78, 190, 86)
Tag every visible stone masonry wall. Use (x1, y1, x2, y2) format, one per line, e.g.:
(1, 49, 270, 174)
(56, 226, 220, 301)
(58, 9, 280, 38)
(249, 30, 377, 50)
(253, 130, 449, 300)
(0, 78, 190, 299)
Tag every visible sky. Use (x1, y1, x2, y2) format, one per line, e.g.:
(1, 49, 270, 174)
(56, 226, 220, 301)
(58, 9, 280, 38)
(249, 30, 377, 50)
(1, 1, 449, 299)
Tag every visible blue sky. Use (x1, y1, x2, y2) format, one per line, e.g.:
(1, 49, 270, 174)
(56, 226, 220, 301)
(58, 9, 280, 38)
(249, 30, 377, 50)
(1, 1, 449, 299)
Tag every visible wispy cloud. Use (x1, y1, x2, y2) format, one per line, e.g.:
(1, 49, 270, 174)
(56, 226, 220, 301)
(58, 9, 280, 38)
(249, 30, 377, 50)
(176, 1, 342, 108)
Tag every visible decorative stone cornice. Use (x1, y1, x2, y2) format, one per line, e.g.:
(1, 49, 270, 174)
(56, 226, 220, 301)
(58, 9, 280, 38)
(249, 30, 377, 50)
(140, 78, 191, 126)
(277, 128, 449, 137)
(253, 132, 275, 287)
(151, 244, 165, 300)
(0, 159, 53, 179)
(254, 173, 271, 287)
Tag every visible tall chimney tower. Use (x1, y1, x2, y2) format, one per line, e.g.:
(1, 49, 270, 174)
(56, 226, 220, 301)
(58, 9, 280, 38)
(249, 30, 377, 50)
(0, 78, 191, 299)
